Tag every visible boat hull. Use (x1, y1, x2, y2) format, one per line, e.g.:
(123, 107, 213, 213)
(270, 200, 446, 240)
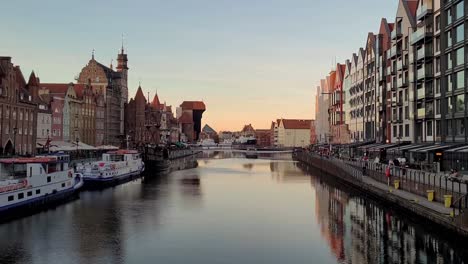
(83, 170, 143, 189)
(0, 186, 81, 223)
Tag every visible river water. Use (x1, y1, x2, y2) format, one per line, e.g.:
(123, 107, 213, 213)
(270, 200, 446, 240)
(0, 152, 467, 264)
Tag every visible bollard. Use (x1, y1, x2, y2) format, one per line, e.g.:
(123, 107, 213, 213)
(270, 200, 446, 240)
(444, 195, 452, 208)
(426, 190, 434, 202)
(394, 180, 400, 190)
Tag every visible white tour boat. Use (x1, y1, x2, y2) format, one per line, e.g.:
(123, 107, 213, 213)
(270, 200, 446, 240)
(77, 150, 144, 187)
(0, 153, 83, 218)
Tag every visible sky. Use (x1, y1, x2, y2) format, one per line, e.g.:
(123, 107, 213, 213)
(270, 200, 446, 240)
(0, 0, 398, 132)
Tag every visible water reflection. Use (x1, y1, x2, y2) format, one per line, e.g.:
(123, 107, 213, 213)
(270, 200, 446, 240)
(0, 156, 467, 264)
(305, 163, 468, 263)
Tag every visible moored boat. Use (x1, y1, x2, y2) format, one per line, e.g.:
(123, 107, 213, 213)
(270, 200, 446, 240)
(245, 148, 258, 159)
(0, 153, 83, 221)
(76, 150, 145, 188)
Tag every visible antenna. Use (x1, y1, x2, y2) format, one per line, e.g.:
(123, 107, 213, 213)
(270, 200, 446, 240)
(92, 49, 95, 60)
(121, 33, 125, 53)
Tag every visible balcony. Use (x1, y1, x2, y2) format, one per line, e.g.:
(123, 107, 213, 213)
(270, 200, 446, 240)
(391, 79, 397, 91)
(417, 88, 425, 100)
(417, 108, 425, 118)
(417, 66, 433, 80)
(397, 77, 408, 88)
(391, 27, 402, 40)
(417, 4, 433, 21)
(397, 60, 408, 71)
(387, 65, 395, 76)
(410, 26, 433, 45)
(389, 46, 401, 58)
(416, 46, 432, 61)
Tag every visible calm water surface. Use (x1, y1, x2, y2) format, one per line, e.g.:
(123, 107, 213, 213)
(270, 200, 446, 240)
(1, 152, 467, 264)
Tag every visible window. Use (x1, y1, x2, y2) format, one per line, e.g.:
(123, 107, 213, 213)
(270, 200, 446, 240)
(436, 78, 441, 94)
(27, 191, 32, 197)
(436, 120, 441, 136)
(456, 47, 464, 66)
(61, 183, 65, 188)
(405, 124, 410, 137)
(405, 106, 409, 119)
(427, 121, 433, 137)
(456, 71, 464, 90)
(448, 75, 453, 92)
(436, 99, 441, 115)
(447, 31, 452, 47)
(393, 126, 397, 138)
(456, 94, 465, 112)
(448, 97, 454, 112)
(399, 125, 403, 138)
(47, 176, 51, 183)
(455, 1, 464, 20)
(447, 9, 453, 25)
(8, 196, 13, 201)
(436, 15, 441, 31)
(436, 57, 441, 73)
(18, 193, 24, 200)
(457, 119, 465, 136)
(455, 24, 464, 44)
(447, 53, 453, 70)
(36, 189, 41, 195)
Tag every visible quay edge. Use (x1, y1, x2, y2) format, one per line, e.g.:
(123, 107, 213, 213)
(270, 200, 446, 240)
(293, 152, 468, 240)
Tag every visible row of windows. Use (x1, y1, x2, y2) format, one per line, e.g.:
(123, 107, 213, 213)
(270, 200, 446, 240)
(0, 106, 34, 121)
(8, 189, 41, 201)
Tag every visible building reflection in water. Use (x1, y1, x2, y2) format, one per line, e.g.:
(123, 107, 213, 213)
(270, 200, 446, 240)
(308, 166, 468, 264)
(270, 161, 309, 183)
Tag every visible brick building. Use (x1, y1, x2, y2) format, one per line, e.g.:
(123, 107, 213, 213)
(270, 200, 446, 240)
(0, 57, 38, 155)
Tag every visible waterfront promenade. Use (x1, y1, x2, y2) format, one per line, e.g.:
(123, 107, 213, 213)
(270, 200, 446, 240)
(294, 151, 468, 238)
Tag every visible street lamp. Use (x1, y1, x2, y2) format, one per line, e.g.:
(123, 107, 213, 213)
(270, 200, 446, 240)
(13, 127, 17, 155)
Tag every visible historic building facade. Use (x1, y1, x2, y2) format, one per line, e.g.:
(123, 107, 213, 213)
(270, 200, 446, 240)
(77, 49, 128, 147)
(0, 57, 37, 155)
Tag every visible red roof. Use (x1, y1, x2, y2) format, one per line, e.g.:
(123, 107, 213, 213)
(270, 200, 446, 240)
(41, 83, 69, 95)
(180, 101, 206, 111)
(151, 94, 161, 109)
(0, 157, 56, 164)
(280, 119, 312, 130)
(407, 1, 418, 16)
(28, 71, 40, 87)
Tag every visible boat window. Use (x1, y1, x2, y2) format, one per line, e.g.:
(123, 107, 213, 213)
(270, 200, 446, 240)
(36, 189, 40, 195)
(2, 163, 27, 179)
(27, 191, 32, 197)
(8, 195, 13, 201)
(61, 183, 65, 188)
(29, 167, 32, 177)
(18, 193, 24, 199)
(47, 176, 51, 183)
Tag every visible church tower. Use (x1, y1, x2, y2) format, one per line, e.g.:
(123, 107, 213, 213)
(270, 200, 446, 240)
(116, 44, 129, 139)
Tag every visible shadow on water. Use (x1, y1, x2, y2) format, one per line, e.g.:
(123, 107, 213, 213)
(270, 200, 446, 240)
(297, 162, 468, 263)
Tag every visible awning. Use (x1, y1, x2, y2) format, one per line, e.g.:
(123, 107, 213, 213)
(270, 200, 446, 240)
(387, 144, 429, 153)
(347, 140, 375, 149)
(369, 143, 399, 152)
(37, 140, 97, 151)
(445, 145, 468, 152)
(412, 144, 458, 153)
(96, 145, 119, 150)
(358, 143, 384, 150)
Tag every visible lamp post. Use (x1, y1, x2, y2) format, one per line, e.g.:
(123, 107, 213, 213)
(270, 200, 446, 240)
(46, 129, 50, 153)
(13, 127, 17, 155)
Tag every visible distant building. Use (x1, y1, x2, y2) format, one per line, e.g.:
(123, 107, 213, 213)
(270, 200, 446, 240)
(272, 119, 313, 147)
(255, 129, 271, 147)
(201, 124, 218, 142)
(177, 101, 206, 143)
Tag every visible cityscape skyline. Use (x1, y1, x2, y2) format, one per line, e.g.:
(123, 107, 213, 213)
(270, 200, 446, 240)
(0, 0, 398, 131)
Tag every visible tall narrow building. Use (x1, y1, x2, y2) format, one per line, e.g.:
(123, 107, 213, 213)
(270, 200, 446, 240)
(77, 48, 128, 147)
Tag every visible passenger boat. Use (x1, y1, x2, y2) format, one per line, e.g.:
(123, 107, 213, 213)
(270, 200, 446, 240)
(245, 149, 258, 159)
(77, 150, 145, 188)
(0, 153, 83, 220)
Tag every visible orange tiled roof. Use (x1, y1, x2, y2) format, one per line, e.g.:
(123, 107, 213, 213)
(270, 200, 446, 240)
(281, 119, 312, 130)
(40, 83, 69, 95)
(180, 101, 206, 111)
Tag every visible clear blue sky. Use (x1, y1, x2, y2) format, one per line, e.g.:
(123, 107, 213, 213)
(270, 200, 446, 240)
(0, 0, 397, 131)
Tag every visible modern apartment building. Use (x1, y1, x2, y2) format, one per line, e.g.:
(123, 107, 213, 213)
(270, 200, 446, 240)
(388, 0, 418, 144)
(364, 33, 378, 141)
(411, 0, 441, 143)
(440, 0, 466, 143)
(315, 79, 330, 143)
(347, 49, 366, 142)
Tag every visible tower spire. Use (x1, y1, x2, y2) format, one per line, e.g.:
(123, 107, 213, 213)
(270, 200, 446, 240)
(92, 49, 95, 60)
(121, 33, 125, 54)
